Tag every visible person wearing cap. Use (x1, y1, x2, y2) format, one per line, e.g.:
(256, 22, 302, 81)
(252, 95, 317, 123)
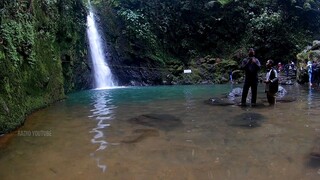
(240, 48, 261, 106)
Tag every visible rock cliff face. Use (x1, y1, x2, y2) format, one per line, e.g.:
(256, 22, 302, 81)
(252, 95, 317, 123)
(0, 0, 90, 133)
(95, 7, 165, 86)
(107, 39, 165, 86)
(95, 7, 242, 86)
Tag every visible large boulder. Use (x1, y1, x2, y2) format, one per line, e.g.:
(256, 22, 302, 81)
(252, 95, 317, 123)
(312, 40, 320, 50)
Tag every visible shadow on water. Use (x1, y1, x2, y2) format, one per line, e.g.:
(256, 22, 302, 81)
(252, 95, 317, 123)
(128, 114, 183, 131)
(306, 158, 320, 168)
(88, 89, 117, 172)
(227, 112, 265, 128)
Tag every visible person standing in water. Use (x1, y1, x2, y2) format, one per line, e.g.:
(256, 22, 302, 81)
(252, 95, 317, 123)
(229, 70, 233, 83)
(240, 48, 261, 106)
(264, 59, 278, 105)
(307, 60, 313, 87)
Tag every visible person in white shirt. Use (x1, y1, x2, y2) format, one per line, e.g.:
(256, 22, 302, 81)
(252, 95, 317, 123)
(264, 59, 278, 105)
(307, 61, 313, 87)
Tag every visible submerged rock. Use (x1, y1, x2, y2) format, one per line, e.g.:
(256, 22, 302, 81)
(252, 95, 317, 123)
(276, 96, 296, 103)
(205, 87, 242, 106)
(128, 114, 183, 131)
(308, 138, 320, 168)
(204, 98, 236, 106)
(121, 129, 160, 144)
(310, 138, 320, 159)
(227, 112, 265, 128)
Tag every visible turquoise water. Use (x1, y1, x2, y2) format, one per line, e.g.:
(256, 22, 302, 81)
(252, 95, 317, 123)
(1, 84, 320, 179)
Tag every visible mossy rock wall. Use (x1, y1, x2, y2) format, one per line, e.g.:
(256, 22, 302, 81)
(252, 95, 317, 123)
(0, 0, 90, 133)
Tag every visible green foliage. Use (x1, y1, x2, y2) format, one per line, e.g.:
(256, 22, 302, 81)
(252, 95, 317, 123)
(217, 0, 232, 6)
(248, 9, 282, 32)
(90, 0, 119, 7)
(0, 50, 5, 60)
(117, 9, 157, 49)
(106, 0, 319, 63)
(296, 52, 308, 62)
(88, 0, 320, 86)
(55, 0, 89, 93)
(0, 0, 88, 133)
(1, 14, 35, 67)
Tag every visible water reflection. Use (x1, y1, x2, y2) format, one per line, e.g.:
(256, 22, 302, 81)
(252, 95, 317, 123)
(183, 87, 195, 110)
(88, 90, 117, 172)
(308, 88, 313, 108)
(306, 88, 320, 108)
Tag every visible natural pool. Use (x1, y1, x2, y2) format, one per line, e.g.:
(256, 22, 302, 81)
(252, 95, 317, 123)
(1, 84, 320, 179)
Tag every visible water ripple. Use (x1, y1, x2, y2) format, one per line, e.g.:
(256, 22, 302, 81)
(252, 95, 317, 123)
(88, 90, 117, 172)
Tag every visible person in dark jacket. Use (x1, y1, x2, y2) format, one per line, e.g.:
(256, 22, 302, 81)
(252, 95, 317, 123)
(264, 59, 278, 105)
(240, 48, 261, 106)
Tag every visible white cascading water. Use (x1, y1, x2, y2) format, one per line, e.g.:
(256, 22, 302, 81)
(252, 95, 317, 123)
(87, 10, 115, 89)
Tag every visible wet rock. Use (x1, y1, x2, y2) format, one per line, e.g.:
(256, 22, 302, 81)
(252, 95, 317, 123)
(276, 86, 287, 98)
(121, 128, 160, 144)
(312, 40, 320, 50)
(228, 87, 254, 103)
(280, 80, 294, 85)
(201, 87, 243, 106)
(128, 114, 183, 131)
(227, 113, 265, 128)
(228, 87, 243, 99)
(204, 98, 235, 106)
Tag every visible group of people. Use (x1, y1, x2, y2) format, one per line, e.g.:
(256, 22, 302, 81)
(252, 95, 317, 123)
(277, 61, 296, 77)
(240, 48, 278, 107)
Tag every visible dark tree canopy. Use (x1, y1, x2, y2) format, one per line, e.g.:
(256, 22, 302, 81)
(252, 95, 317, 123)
(93, 0, 320, 64)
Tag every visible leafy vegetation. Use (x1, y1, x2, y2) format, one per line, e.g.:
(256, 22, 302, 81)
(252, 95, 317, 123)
(94, 0, 320, 63)
(0, 0, 88, 133)
(86, 0, 319, 85)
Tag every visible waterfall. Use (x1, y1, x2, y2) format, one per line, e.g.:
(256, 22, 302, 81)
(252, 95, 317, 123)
(87, 9, 116, 89)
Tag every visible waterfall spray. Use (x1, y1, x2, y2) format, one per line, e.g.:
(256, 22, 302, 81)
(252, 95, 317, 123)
(87, 6, 116, 89)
